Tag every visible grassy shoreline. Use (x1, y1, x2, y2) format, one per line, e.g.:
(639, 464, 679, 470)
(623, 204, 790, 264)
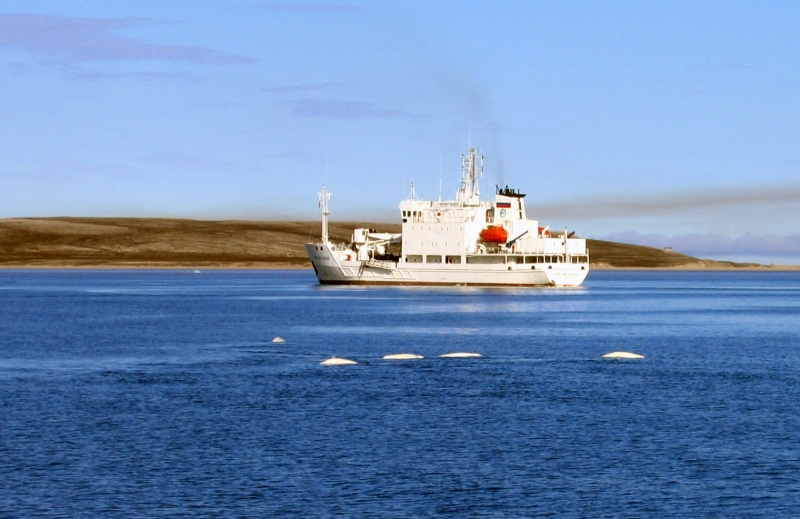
(1, 217, 795, 270)
(1, 265, 797, 271)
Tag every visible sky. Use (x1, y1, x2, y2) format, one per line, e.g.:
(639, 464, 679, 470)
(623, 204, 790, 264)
(1, 1, 799, 264)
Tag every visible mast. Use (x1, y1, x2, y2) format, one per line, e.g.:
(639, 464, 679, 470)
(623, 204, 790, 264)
(458, 147, 483, 205)
(408, 181, 416, 222)
(318, 185, 331, 243)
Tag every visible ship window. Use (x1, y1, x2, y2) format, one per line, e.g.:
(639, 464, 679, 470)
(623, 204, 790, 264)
(426, 255, 442, 263)
(445, 255, 461, 264)
(508, 256, 523, 264)
(467, 255, 504, 264)
(405, 255, 423, 263)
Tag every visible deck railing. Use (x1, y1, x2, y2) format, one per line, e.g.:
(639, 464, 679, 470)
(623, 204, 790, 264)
(365, 258, 397, 271)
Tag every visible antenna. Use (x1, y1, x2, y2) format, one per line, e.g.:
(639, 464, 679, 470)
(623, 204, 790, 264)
(479, 152, 484, 201)
(438, 155, 442, 201)
(318, 185, 331, 243)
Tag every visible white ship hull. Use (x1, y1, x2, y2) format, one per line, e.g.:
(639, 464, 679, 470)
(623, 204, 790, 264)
(306, 148, 590, 288)
(306, 243, 588, 287)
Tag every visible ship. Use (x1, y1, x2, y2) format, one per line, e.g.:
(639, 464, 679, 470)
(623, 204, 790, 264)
(305, 148, 589, 287)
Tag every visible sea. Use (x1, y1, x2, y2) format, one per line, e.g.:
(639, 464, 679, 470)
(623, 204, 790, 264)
(1, 270, 799, 518)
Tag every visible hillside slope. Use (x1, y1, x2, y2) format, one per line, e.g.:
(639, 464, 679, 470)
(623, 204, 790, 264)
(0, 217, 760, 269)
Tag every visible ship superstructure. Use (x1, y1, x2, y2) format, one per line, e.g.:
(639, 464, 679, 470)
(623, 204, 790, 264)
(305, 148, 589, 286)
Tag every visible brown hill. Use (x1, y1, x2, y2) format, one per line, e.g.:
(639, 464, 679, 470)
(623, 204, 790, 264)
(0, 217, 760, 269)
(585, 238, 760, 269)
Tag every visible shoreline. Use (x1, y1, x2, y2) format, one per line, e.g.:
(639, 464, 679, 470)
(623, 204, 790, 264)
(1, 264, 798, 272)
(2, 217, 797, 271)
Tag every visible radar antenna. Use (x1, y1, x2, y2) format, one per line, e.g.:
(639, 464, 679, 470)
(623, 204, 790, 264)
(457, 147, 483, 205)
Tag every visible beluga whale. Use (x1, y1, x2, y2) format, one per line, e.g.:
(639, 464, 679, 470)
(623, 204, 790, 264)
(602, 351, 645, 359)
(320, 357, 358, 366)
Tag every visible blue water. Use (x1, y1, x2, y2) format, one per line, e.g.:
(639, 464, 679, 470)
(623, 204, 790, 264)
(1, 270, 799, 518)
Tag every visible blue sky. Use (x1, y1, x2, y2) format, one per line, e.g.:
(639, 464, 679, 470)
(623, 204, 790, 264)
(1, 1, 799, 263)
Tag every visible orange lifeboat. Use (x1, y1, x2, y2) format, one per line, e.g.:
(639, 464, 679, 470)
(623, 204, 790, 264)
(479, 226, 508, 243)
(538, 227, 551, 237)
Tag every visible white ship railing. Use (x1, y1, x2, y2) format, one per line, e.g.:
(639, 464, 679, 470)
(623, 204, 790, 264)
(364, 258, 397, 271)
(411, 215, 485, 224)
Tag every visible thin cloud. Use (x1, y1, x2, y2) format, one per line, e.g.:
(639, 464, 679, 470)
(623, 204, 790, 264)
(257, 3, 358, 13)
(262, 82, 340, 93)
(536, 185, 800, 220)
(682, 89, 727, 97)
(775, 77, 800, 90)
(265, 151, 314, 159)
(603, 231, 800, 260)
(286, 99, 408, 119)
(0, 13, 253, 65)
(67, 69, 201, 82)
(142, 152, 241, 170)
(686, 62, 755, 73)
(2, 158, 137, 182)
(1, 60, 27, 74)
